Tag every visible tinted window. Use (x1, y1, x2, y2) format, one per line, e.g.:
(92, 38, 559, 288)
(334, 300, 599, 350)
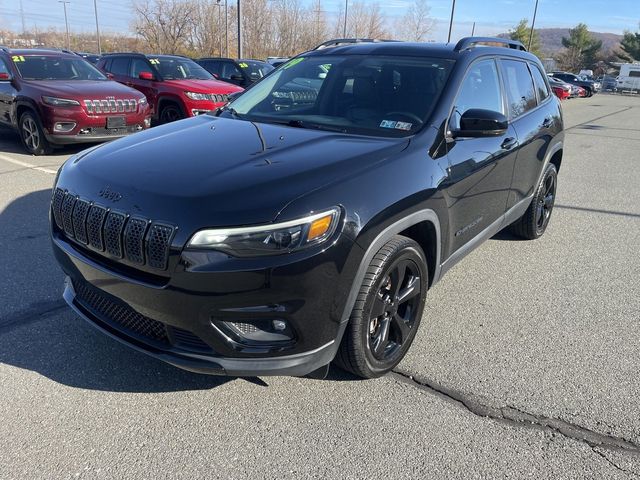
(131, 58, 151, 78)
(629, 71, 640, 78)
(239, 60, 274, 80)
(109, 57, 130, 76)
(229, 55, 454, 138)
(13, 55, 107, 81)
(451, 59, 503, 129)
(200, 60, 220, 75)
(501, 59, 537, 119)
(221, 61, 243, 79)
(0, 59, 9, 75)
(529, 64, 550, 101)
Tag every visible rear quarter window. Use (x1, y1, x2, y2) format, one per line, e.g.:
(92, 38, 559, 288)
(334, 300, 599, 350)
(529, 64, 550, 101)
(500, 59, 537, 119)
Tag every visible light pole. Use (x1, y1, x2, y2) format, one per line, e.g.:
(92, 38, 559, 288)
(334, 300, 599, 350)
(343, 0, 348, 37)
(237, 0, 243, 58)
(224, 0, 228, 57)
(529, 0, 539, 51)
(447, 0, 456, 43)
(93, 0, 101, 54)
(59, 1, 71, 50)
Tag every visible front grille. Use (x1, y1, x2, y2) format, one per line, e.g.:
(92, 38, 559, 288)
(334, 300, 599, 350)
(74, 280, 212, 352)
(74, 280, 169, 344)
(84, 98, 137, 114)
(52, 188, 175, 271)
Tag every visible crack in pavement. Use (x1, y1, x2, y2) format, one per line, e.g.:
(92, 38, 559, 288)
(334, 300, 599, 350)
(390, 368, 640, 456)
(0, 299, 67, 333)
(592, 447, 640, 478)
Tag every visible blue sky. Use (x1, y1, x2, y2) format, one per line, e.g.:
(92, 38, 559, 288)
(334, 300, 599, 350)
(1, 0, 638, 40)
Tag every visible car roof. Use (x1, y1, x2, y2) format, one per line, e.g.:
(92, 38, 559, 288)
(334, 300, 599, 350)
(197, 57, 236, 61)
(303, 37, 534, 62)
(2, 48, 77, 57)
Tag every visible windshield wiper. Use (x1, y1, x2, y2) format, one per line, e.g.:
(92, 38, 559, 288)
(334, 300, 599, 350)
(280, 119, 346, 133)
(216, 105, 243, 119)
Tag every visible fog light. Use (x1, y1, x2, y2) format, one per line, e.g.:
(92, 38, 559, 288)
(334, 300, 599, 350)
(144, 117, 151, 127)
(53, 122, 76, 132)
(272, 319, 287, 331)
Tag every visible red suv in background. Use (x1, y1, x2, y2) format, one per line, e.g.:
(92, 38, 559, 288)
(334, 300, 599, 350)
(97, 54, 243, 123)
(0, 48, 150, 155)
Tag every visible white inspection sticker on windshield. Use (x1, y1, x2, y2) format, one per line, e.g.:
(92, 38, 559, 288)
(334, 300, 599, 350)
(380, 120, 413, 130)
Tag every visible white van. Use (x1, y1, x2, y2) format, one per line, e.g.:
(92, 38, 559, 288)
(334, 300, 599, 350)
(617, 64, 640, 92)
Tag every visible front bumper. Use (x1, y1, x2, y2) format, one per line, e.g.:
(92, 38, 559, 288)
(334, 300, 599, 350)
(52, 223, 357, 377)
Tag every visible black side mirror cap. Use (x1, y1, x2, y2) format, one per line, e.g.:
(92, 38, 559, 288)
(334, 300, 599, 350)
(452, 108, 508, 138)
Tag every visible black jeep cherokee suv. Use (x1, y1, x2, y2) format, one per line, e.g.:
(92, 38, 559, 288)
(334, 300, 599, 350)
(51, 37, 563, 379)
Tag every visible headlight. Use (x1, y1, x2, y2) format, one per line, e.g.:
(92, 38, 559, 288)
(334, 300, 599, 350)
(138, 97, 147, 105)
(185, 91, 213, 101)
(42, 96, 80, 106)
(187, 208, 340, 257)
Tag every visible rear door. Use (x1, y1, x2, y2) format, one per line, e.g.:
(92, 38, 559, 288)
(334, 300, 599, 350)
(0, 57, 16, 126)
(444, 58, 519, 254)
(129, 57, 158, 116)
(500, 59, 561, 208)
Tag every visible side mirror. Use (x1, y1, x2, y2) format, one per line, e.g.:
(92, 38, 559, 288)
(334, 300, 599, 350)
(105, 72, 114, 80)
(138, 71, 154, 80)
(0, 72, 11, 81)
(452, 109, 508, 138)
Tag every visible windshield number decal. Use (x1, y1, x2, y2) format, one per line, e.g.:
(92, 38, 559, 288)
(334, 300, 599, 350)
(149, 58, 160, 65)
(239, 62, 249, 68)
(12, 55, 25, 62)
(283, 58, 304, 69)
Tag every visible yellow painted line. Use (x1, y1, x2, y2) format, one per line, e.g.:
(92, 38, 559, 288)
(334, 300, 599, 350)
(0, 153, 58, 175)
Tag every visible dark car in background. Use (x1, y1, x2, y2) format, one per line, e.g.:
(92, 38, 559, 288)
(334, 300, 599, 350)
(548, 71, 597, 97)
(97, 53, 242, 123)
(76, 52, 101, 65)
(51, 37, 564, 379)
(196, 57, 274, 87)
(0, 47, 150, 155)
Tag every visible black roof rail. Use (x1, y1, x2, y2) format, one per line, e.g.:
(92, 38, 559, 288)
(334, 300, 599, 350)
(313, 38, 400, 50)
(454, 37, 527, 52)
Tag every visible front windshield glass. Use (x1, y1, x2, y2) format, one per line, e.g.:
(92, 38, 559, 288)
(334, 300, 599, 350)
(228, 54, 454, 137)
(150, 56, 214, 80)
(13, 55, 107, 81)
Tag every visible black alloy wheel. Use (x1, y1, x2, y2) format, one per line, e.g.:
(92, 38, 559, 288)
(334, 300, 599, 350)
(509, 162, 558, 240)
(335, 235, 428, 378)
(535, 172, 556, 234)
(160, 103, 184, 124)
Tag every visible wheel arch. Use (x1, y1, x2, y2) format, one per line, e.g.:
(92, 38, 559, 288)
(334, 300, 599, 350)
(157, 95, 186, 116)
(14, 97, 42, 126)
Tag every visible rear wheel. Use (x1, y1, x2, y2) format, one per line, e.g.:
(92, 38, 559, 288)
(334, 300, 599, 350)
(335, 235, 428, 378)
(159, 102, 184, 124)
(19, 111, 52, 156)
(509, 163, 557, 240)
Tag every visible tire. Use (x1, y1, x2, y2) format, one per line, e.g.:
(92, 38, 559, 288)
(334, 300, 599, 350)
(19, 111, 53, 155)
(159, 102, 185, 124)
(335, 235, 428, 378)
(509, 163, 558, 240)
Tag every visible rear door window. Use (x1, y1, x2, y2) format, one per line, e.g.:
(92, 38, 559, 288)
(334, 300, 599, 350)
(529, 64, 550, 102)
(500, 59, 537, 119)
(131, 58, 152, 78)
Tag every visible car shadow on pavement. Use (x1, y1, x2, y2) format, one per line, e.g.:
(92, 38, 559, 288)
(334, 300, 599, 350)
(0, 125, 97, 156)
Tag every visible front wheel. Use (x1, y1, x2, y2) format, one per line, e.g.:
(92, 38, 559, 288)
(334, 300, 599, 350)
(19, 111, 53, 155)
(159, 103, 185, 124)
(335, 235, 428, 378)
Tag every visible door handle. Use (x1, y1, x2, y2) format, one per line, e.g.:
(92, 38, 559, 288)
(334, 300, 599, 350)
(542, 116, 553, 128)
(501, 137, 518, 150)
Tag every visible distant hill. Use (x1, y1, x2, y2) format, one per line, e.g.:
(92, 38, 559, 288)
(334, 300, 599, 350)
(499, 28, 622, 56)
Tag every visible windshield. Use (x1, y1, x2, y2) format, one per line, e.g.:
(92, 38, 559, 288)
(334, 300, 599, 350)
(227, 55, 454, 137)
(13, 55, 107, 81)
(150, 56, 213, 80)
(239, 60, 274, 80)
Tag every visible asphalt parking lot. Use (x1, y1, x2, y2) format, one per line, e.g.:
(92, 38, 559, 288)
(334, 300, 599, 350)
(1, 94, 639, 479)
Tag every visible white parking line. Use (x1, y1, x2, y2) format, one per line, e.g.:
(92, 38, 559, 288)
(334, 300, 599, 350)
(0, 153, 57, 175)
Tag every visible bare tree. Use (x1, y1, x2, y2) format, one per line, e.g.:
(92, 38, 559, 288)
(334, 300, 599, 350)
(132, 0, 197, 54)
(396, 0, 435, 42)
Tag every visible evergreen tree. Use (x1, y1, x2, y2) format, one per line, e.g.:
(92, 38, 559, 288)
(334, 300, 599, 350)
(618, 26, 640, 61)
(509, 19, 541, 58)
(559, 23, 602, 71)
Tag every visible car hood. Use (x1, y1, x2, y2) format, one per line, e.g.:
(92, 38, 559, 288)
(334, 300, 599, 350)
(163, 79, 243, 93)
(59, 115, 408, 237)
(26, 80, 144, 99)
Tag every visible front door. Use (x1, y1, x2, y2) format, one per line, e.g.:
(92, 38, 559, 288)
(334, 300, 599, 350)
(444, 58, 519, 254)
